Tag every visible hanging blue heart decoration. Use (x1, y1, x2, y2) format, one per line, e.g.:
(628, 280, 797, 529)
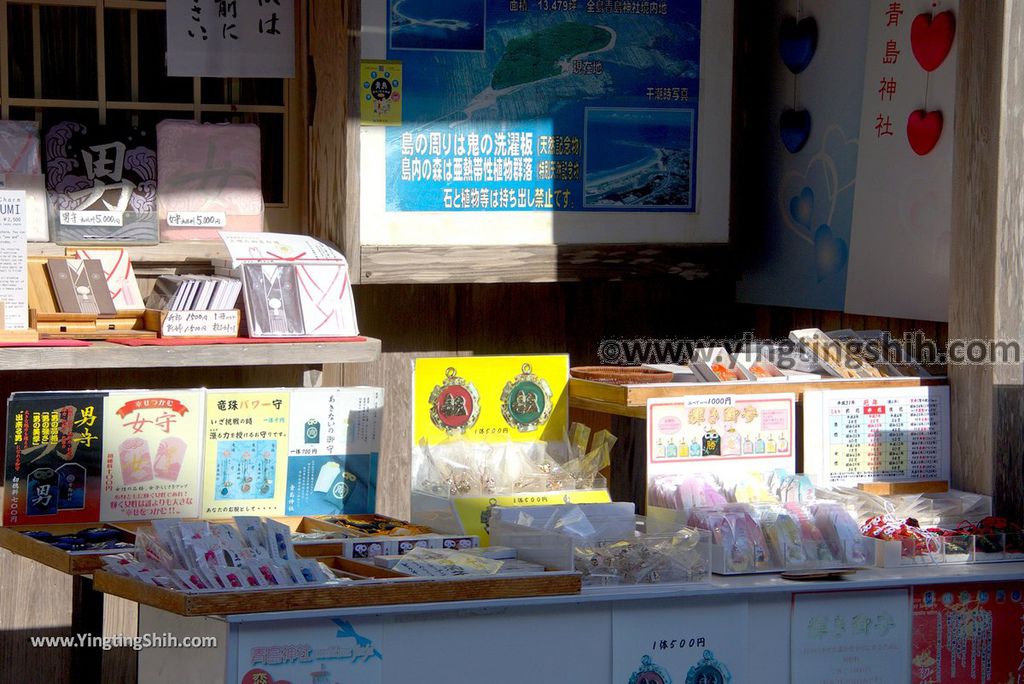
(780, 109, 811, 153)
(779, 16, 818, 74)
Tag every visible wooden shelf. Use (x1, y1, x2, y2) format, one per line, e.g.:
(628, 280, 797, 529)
(0, 338, 381, 371)
(28, 241, 228, 266)
(358, 244, 730, 284)
(569, 376, 950, 418)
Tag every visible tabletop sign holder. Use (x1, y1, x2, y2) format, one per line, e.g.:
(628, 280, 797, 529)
(27, 256, 153, 339)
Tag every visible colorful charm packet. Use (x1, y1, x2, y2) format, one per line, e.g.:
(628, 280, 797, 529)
(101, 516, 335, 591)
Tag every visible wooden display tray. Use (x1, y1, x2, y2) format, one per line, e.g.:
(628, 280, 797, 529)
(569, 376, 950, 418)
(858, 480, 949, 495)
(93, 564, 582, 616)
(0, 522, 144, 575)
(289, 515, 436, 557)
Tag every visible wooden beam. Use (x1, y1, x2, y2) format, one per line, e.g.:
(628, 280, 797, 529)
(949, 0, 1024, 519)
(359, 244, 732, 284)
(310, 0, 361, 278)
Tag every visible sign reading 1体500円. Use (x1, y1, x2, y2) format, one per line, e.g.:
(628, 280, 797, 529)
(359, 0, 734, 246)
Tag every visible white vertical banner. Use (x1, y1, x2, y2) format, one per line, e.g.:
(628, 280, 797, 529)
(166, 0, 295, 78)
(791, 589, 912, 684)
(845, 0, 958, 321)
(0, 190, 28, 330)
(613, 599, 749, 683)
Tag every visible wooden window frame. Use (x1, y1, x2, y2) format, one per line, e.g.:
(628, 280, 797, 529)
(0, 0, 308, 239)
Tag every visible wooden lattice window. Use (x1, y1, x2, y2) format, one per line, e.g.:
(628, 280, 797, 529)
(0, 0, 306, 233)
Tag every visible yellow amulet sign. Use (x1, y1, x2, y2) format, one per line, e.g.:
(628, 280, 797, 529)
(412, 355, 569, 446)
(360, 60, 402, 126)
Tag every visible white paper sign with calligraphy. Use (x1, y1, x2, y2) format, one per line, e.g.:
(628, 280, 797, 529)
(160, 310, 240, 338)
(803, 386, 951, 485)
(845, 0, 958, 321)
(792, 589, 911, 684)
(167, 0, 295, 78)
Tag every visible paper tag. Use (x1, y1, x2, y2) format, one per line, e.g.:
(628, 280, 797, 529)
(166, 211, 228, 228)
(392, 547, 503, 577)
(161, 310, 239, 338)
(60, 210, 124, 227)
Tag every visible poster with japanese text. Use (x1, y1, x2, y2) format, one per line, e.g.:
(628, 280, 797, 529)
(803, 386, 950, 485)
(285, 388, 383, 516)
(201, 389, 290, 519)
(236, 617, 383, 684)
(3, 392, 107, 526)
(912, 582, 1024, 684)
(166, 0, 295, 78)
(101, 391, 203, 521)
(791, 589, 911, 684)
(411, 355, 568, 447)
(646, 393, 797, 483)
(360, 0, 735, 246)
(612, 599, 749, 683)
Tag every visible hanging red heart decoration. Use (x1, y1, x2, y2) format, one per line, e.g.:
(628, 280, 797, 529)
(907, 110, 943, 156)
(910, 11, 956, 72)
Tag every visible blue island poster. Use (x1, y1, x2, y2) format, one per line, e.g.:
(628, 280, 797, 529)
(382, 0, 701, 213)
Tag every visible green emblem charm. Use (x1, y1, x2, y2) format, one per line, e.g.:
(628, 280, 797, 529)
(685, 650, 730, 684)
(500, 363, 552, 433)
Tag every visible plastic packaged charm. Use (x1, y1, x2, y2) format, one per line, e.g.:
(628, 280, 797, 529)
(574, 528, 708, 585)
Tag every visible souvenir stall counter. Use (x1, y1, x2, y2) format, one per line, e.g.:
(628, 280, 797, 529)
(124, 560, 1024, 684)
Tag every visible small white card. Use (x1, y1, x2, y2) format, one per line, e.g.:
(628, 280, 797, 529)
(0, 190, 28, 329)
(167, 211, 227, 228)
(161, 310, 240, 338)
(60, 210, 124, 227)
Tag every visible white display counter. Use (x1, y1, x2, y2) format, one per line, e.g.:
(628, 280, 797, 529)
(136, 561, 1024, 684)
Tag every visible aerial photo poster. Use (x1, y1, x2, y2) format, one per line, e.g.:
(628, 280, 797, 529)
(361, 0, 730, 245)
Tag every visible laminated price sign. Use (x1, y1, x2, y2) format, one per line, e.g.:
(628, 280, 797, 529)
(647, 393, 797, 478)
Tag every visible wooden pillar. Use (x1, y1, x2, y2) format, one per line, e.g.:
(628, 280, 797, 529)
(949, 1, 1024, 519)
(310, 0, 361, 279)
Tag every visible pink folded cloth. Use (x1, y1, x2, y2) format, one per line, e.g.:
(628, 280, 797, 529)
(156, 120, 264, 240)
(0, 120, 42, 174)
(0, 121, 48, 240)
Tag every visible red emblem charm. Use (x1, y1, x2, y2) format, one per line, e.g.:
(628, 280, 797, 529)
(429, 367, 480, 435)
